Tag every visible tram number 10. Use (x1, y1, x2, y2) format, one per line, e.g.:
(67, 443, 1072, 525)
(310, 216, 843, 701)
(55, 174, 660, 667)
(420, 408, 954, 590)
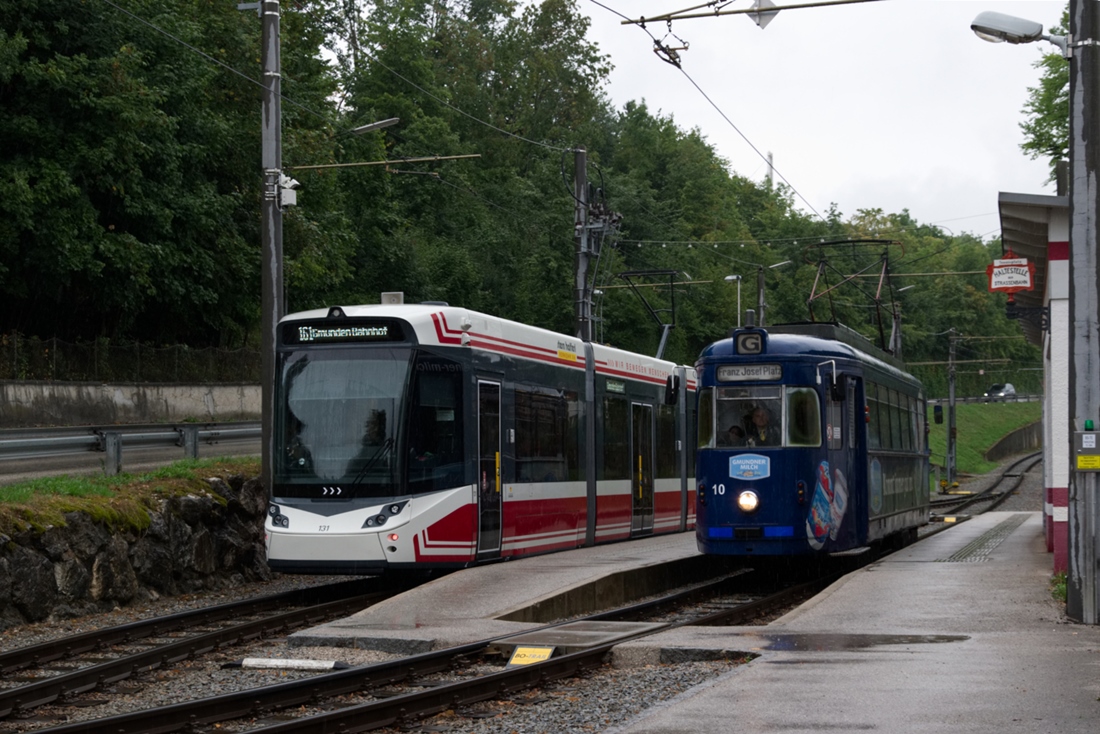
(711, 484, 726, 495)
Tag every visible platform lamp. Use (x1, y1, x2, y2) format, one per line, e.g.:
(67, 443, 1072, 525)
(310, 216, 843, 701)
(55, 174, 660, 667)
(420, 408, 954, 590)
(724, 275, 742, 328)
(972, 4, 1097, 624)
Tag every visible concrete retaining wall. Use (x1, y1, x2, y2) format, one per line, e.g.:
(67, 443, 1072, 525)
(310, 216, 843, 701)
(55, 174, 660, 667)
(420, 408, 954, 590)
(984, 421, 1043, 462)
(0, 381, 261, 428)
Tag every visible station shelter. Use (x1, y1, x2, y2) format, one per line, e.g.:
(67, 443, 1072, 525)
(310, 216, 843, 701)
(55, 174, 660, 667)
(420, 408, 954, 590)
(996, 191, 1069, 572)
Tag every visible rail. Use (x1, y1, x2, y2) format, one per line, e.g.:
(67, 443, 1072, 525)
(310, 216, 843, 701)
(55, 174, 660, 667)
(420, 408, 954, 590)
(927, 394, 1041, 405)
(0, 421, 260, 475)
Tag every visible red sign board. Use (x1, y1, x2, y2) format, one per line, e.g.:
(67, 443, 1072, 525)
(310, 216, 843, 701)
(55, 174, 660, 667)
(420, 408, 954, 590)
(987, 251, 1034, 300)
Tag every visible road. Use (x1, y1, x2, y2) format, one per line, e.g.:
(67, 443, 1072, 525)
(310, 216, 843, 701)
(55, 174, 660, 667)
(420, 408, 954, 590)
(0, 438, 260, 485)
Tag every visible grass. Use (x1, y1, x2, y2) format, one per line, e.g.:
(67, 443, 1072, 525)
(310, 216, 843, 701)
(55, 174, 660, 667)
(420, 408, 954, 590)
(0, 402, 1041, 536)
(1051, 572, 1067, 603)
(926, 401, 1042, 478)
(0, 457, 261, 537)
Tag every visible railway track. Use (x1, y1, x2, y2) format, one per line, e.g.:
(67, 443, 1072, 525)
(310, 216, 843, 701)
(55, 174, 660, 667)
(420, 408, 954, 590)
(0, 569, 834, 734)
(4, 452, 1033, 734)
(0, 578, 411, 724)
(930, 451, 1043, 517)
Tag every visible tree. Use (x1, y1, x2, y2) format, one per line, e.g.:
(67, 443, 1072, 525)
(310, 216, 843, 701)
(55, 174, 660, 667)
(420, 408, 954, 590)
(0, 0, 342, 346)
(1020, 5, 1069, 181)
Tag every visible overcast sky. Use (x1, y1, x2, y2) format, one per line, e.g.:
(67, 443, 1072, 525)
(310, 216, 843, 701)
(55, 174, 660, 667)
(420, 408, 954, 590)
(580, 0, 1065, 240)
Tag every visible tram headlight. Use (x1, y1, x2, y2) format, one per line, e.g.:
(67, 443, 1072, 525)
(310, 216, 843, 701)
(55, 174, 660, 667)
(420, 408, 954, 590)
(737, 490, 760, 513)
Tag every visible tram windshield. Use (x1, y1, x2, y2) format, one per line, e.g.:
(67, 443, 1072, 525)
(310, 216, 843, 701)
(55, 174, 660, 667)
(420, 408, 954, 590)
(276, 348, 411, 496)
(703, 385, 822, 449)
(275, 347, 467, 498)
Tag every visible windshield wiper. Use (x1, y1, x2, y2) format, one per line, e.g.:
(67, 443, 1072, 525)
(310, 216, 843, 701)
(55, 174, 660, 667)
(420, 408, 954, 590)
(349, 437, 394, 486)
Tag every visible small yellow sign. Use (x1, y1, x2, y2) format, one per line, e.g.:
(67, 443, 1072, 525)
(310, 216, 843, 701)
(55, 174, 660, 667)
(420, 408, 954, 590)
(1077, 455, 1100, 470)
(507, 646, 555, 667)
(557, 350, 577, 362)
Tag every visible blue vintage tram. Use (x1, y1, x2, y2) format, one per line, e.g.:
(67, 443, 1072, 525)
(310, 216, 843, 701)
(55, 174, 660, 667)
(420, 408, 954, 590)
(695, 321, 928, 556)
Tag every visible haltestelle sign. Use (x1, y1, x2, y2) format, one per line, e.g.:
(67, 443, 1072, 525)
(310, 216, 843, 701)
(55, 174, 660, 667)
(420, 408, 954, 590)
(987, 252, 1034, 298)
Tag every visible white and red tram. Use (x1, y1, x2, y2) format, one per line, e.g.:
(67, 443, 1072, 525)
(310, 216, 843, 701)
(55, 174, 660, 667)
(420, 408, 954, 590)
(266, 299, 697, 573)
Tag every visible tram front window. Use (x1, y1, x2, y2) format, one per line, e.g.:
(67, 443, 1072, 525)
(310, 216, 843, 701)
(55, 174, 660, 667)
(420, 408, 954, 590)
(712, 385, 821, 448)
(277, 348, 411, 496)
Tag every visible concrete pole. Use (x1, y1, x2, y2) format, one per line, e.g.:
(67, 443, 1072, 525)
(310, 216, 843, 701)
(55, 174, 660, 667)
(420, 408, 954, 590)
(574, 148, 591, 342)
(1067, 0, 1100, 624)
(947, 335, 957, 486)
(260, 0, 283, 492)
(757, 266, 766, 327)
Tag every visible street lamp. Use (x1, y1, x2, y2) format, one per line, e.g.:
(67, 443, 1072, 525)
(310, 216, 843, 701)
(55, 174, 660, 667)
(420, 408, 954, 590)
(971, 11, 1067, 55)
(724, 275, 742, 328)
(971, 3, 1097, 624)
(349, 117, 400, 135)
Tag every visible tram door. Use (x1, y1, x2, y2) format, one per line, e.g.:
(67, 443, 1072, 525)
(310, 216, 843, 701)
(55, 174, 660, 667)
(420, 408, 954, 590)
(631, 403, 654, 535)
(477, 381, 502, 557)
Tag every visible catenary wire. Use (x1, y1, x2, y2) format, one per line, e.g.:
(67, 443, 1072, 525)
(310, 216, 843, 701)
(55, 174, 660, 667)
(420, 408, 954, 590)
(588, 0, 825, 221)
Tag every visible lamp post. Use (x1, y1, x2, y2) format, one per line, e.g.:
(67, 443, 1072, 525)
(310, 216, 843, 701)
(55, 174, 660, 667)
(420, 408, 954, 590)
(972, 3, 1098, 624)
(758, 260, 792, 327)
(724, 275, 742, 327)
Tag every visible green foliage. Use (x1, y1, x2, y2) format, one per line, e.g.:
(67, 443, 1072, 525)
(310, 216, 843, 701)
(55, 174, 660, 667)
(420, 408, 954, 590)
(0, 457, 260, 536)
(926, 401, 1042, 476)
(1020, 6, 1069, 181)
(0, 0, 1045, 385)
(1051, 572, 1067, 603)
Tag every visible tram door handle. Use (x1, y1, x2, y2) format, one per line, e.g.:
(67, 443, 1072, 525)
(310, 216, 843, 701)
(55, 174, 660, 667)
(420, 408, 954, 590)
(495, 452, 500, 493)
(637, 455, 643, 497)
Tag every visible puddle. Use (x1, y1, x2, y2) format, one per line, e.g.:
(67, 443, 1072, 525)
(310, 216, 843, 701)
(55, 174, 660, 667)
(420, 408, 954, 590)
(747, 633, 969, 652)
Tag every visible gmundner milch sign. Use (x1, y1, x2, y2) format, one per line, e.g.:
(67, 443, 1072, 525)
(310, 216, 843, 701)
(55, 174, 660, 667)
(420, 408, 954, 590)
(987, 250, 1035, 301)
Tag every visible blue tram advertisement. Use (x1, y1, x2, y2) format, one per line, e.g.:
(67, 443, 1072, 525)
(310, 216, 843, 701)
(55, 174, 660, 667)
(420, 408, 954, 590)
(695, 322, 928, 556)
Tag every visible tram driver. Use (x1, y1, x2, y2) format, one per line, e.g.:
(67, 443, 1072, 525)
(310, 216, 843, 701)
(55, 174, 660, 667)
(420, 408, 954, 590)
(745, 406, 779, 447)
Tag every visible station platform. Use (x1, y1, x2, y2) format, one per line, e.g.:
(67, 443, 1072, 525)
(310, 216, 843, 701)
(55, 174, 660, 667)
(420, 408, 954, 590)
(291, 511, 1100, 732)
(289, 531, 717, 653)
(611, 511, 1100, 734)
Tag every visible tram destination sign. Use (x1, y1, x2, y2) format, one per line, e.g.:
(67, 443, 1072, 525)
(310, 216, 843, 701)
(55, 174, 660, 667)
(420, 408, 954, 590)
(717, 364, 782, 382)
(281, 318, 407, 345)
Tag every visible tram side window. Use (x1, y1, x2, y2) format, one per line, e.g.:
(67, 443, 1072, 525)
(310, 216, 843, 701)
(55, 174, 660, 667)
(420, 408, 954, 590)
(889, 389, 906, 451)
(879, 384, 894, 448)
(657, 405, 677, 478)
(406, 359, 464, 493)
(515, 387, 580, 482)
(602, 396, 630, 480)
(697, 387, 714, 449)
(904, 392, 912, 449)
(785, 387, 822, 447)
(867, 381, 883, 450)
(913, 395, 925, 452)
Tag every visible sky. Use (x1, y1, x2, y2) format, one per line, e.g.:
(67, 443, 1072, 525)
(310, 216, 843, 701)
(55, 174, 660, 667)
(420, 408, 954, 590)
(580, 0, 1066, 240)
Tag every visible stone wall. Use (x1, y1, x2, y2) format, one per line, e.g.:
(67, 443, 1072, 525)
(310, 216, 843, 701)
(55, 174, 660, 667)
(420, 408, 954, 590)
(0, 381, 260, 428)
(0, 474, 271, 630)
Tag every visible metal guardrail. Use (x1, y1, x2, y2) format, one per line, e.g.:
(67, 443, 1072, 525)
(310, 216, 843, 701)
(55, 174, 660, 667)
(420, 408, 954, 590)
(0, 422, 261, 476)
(927, 394, 1041, 405)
